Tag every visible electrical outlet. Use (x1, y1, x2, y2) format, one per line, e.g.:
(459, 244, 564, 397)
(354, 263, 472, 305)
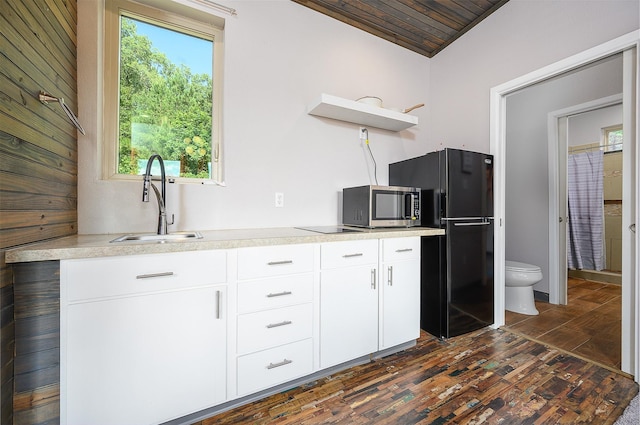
(275, 192, 284, 208)
(359, 127, 367, 140)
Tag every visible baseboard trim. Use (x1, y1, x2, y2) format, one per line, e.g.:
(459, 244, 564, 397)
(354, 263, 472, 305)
(568, 269, 622, 285)
(534, 290, 549, 302)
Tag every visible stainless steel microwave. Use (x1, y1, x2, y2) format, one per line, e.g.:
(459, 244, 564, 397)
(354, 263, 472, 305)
(342, 185, 421, 228)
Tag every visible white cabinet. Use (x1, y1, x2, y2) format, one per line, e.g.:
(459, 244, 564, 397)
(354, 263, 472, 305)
(379, 237, 421, 350)
(319, 239, 379, 368)
(319, 237, 421, 368)
(235, 244, 315, 396)
(61, 251, 228, 425)
(59, 235, 422, 424)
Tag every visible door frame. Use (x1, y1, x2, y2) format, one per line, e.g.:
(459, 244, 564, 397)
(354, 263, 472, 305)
(490, 30, 639, 380)
(547, 94, 623, 306)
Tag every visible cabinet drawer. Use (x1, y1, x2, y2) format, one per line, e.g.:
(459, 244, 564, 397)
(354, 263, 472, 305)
(238, 244, 314, 280)
(237, 339, 313, 396)
(382, 237, 421, 262)
(63, 250, 227, 302)
(320, 239, 378, 269)
(237, 274, 313, 314)
(237, 304, 312, 354)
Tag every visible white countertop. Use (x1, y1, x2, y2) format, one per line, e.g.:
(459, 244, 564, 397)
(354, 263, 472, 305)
(5, 227, 444, 263)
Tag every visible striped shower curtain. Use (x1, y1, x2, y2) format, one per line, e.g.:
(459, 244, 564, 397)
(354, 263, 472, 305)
(567, 150, 605, 271)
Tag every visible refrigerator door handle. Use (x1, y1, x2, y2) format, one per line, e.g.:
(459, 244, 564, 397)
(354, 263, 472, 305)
(452, 221, 491, 227)
(441, 217, 494, 221)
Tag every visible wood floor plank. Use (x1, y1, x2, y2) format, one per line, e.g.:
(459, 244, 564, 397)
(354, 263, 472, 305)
(507, 278, 623, 372)
(196, 328, 638, 425)
(571, 279, 606, 289)
(577, 290, 620, 305)
(539, 326, 591, 351)
(597, 285, 622, 296)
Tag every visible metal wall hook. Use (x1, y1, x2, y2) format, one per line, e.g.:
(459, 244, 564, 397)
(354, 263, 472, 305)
(38, 91, 86, 135)
(630, 223, 636, 233)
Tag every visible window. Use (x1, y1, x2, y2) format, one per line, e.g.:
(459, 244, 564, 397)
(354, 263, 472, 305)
(104, 0, 224, 183)
(603, 125, 623, 152)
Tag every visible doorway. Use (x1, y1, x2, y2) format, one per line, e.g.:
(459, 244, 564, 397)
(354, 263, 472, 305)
(490, 32, 639, 380)
(506, 94, 625, 371)
(549, 94, 624, 306)
(505, 98, 628, 371)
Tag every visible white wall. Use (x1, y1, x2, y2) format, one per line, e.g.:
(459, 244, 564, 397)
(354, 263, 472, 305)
(568, 104, 623, 146)
(77, 0, 431, 234)
(428, 0, 639, 153)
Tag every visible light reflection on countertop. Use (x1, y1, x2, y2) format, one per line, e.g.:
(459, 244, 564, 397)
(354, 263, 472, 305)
(5, 227, 444, 263)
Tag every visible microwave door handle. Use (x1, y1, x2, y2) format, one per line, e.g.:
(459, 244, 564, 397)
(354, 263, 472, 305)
(404, 193, 413, 219)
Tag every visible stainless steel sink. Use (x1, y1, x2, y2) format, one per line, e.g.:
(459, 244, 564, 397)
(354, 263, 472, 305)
(110, 232, 203, 243)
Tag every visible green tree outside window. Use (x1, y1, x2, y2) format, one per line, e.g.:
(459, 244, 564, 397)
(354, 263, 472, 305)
(118, 17, 214, 179)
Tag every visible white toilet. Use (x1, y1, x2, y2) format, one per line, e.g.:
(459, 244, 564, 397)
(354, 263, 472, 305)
(505, 261, 543, 315)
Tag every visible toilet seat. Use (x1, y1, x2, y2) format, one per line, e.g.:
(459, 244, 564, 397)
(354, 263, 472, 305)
(506, 261, 541, 274)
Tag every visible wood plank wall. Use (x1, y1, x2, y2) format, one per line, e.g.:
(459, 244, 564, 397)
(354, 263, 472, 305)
(12, 262, 61, 425)
(0, 0, 79, 423)
(0, 255, 15, 424)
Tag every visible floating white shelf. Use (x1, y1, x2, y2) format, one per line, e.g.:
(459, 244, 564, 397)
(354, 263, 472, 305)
(307, 93, 418, 132)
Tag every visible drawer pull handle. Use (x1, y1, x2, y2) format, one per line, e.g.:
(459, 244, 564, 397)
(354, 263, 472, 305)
(267, 260, 293, 266)
(267, 359, 292, 369)
(343, 253, 363, 258)
(395, 248, 413, 253)
(266, 320, 292, 329)
(267, 291, 292, 298)
(136, 271, 174, 279)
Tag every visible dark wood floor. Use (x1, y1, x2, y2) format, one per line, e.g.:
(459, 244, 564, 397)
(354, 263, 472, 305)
(194, 327, 638, 424)
(505, 277, 622, 370)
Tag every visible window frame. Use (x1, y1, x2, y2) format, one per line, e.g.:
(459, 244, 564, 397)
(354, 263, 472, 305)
(103, 0, 225, 184)
(603, 124, 623, 153)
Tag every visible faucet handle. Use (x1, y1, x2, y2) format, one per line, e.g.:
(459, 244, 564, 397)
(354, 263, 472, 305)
(168, 213, 175, 226)
(142, 178, 151, 202)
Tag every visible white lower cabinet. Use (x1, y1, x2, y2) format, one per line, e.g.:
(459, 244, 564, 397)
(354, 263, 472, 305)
(319, 237, 421, 368)
(379, 237, 421, 350)
(235, 244, 316, 396)
(319, 239, 379, 368)
(60, 237, 421, 423)
(61, 251, 228, 425)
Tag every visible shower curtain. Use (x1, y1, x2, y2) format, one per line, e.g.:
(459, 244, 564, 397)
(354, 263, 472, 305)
(567, 150, 605, 271)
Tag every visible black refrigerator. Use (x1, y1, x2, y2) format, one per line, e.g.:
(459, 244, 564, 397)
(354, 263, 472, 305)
(389, 148, 494, 339)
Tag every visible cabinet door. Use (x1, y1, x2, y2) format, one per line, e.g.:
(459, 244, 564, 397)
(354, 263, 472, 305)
(65, 285, 226, 425)
(320, 266, 378, 368)
(380, 258, 420, 349)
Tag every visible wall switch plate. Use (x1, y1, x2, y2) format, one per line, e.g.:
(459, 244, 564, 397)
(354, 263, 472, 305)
(275, 192, 284, 208)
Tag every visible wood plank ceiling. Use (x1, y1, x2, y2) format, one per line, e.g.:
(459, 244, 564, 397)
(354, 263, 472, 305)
(292, 0, 510, 58)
